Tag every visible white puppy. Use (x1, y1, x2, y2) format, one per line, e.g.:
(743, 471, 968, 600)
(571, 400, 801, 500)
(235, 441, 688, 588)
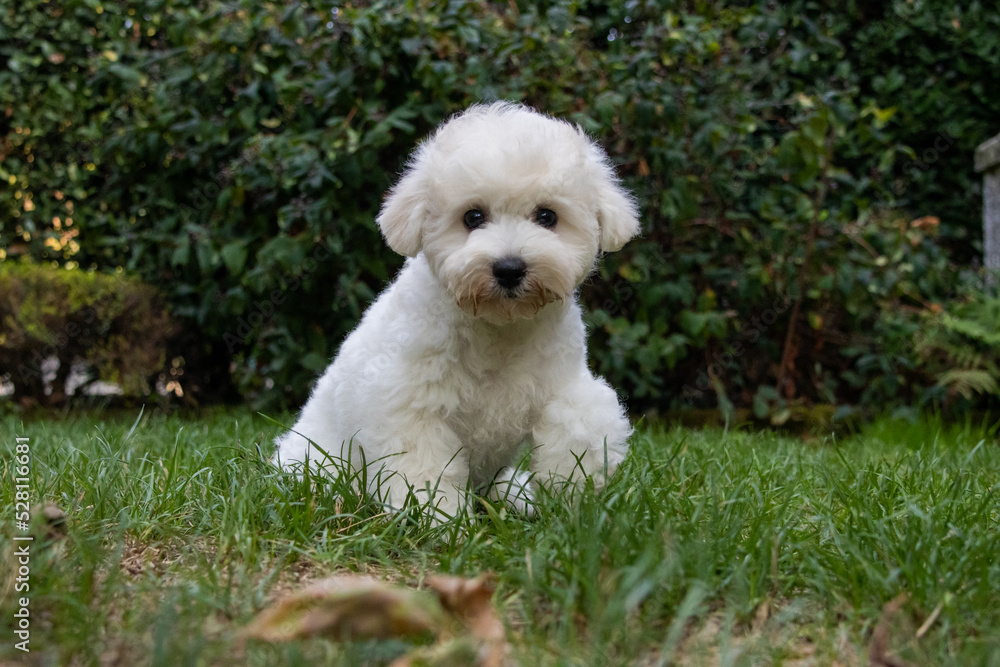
(275, 102, 640, 519)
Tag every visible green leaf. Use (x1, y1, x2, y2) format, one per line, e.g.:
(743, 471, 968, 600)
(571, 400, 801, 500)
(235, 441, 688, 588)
(300, 351, 329, 372)
(221, 241, 249, 275)
(770, 408, 792, 426)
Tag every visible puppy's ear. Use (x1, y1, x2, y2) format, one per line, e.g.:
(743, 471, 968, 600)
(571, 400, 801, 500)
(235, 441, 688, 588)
(589, 146, 641, 252)
(596, 181, 641, 252)
(376, 168, 425, 258)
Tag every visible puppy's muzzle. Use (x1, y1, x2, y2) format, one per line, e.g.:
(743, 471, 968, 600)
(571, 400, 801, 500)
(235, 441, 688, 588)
(492, 257, 527, 291)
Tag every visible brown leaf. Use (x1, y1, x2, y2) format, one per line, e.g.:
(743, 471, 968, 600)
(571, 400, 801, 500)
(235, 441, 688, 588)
(244, 576, 448, 643)
(869, 593, 915, 667)
(426, 574, 501, 640)
(33, 501, 68, 542)
(910, 215, 939, 229)
(246, 573, 512, 667)
(426, 574, 507, 667)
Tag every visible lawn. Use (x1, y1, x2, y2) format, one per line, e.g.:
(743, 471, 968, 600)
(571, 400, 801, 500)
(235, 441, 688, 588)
(1, 409, 998, 666)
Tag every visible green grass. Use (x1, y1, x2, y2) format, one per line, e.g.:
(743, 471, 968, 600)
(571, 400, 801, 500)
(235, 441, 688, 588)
(2, 409, 999, 665)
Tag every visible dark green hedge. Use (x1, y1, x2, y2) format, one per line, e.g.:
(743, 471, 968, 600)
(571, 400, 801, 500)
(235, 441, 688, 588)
(2, 0, 997, 415)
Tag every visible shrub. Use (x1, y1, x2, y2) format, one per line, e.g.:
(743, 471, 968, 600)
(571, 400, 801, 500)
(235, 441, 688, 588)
(914, 290, 1000, 410)
(1, 0, 996, 414)
(579, 2, 994, 416)
(0, 262, 176, 406)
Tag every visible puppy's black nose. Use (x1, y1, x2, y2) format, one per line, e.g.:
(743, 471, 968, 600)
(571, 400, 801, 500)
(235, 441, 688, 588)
(492, 257, 527, 290)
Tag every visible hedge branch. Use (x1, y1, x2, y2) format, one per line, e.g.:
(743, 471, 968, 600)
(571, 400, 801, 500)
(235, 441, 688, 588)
(777, 125, 836, 398)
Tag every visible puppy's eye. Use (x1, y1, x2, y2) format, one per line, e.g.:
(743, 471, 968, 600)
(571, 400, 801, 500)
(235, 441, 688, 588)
(534, 207, 557, 229)
(463, 209, 486, 230)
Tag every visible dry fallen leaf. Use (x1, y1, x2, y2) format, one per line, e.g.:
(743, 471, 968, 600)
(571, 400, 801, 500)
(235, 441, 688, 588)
(33, 501, 68, 542)
(244, 576, 447, 643)
(427, 574, 502, 640)
(869, 593, 914, 667)
(245, 573, 512, 666)
(426, 574, 508, 667)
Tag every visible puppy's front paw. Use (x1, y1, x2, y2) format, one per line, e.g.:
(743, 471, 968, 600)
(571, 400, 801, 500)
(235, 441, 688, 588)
(486, 468, 536, 517)
(531, 376, 632, 490)
(380, 477, 468, 524)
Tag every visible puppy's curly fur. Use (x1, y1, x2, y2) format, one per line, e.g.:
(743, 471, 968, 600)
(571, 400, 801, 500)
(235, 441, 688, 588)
(275, 102, 640, 518)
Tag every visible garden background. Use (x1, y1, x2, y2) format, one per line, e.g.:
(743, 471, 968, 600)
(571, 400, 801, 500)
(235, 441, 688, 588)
(3, 2, 1000, 665)
(3, 0, 999, 421)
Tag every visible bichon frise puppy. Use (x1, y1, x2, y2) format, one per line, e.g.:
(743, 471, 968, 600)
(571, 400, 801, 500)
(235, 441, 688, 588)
(275, 102, 639, 519)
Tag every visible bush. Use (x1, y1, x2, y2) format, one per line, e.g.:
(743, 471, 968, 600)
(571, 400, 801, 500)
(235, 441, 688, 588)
(914, 289, 1000, 410)
(0, 262, 176, 406)
(565, 1, 997, 417)
(1, 0, 996, 414)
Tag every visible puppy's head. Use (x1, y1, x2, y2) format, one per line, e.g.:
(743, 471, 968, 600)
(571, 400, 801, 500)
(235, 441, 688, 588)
(377, 102, 640, 323)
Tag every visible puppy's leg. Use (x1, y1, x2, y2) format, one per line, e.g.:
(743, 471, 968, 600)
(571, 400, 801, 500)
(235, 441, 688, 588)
(531, 375, 632, 490)
(372, 414, 470, 521)
(485, 467, 536, 516)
